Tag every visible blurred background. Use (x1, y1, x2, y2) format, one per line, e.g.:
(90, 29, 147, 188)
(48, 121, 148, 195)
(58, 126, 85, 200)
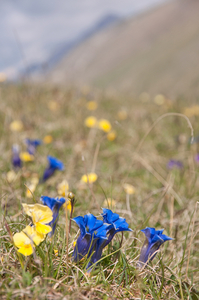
(1, 0, 199, 99)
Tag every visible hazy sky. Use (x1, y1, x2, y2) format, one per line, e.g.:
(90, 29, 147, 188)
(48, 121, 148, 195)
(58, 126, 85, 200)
(0, 0, 171, 78)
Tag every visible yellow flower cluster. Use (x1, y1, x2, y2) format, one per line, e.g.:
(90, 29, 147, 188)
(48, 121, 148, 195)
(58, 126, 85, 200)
(84, 116, 116, 140)
(13, 204, 53, 256)
(81, 172, 98, 184)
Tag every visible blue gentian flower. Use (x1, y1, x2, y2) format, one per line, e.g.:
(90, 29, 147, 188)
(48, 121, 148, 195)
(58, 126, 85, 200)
(102, 208, 132, 245)
(42, 156, 64, 182)
(25, 138, 42, 155)
(73, 209, 132, 271)
(167, 159, 183, 170)
(137, 227, 172, 269)
(40, 196, 65, 237)
(12, 144, 22, 168)
(73, 213, 107, 262)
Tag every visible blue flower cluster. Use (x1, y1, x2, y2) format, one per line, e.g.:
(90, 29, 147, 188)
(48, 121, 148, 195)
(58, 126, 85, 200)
(12, 139, 42, 169)
(72, 208, 132, 270)
(73, 209, 173, 271)
(11, 140, 64, 183)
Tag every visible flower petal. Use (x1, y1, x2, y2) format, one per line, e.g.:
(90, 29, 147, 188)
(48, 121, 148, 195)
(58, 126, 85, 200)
(13, 232, 29, 248)
(47, 156, 64, 170)
(102, 208, 119, 223)
(18, 245, 33, 256)
(23, 225, 45, 245)
(33, 204, 53, 223)
(22, 203, 35, 217)
(36, 223, 52, 235)
(73, 216, 86, 237)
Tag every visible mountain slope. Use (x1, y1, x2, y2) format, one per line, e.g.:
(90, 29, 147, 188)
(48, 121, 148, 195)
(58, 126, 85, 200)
(49, 0, 199, 98)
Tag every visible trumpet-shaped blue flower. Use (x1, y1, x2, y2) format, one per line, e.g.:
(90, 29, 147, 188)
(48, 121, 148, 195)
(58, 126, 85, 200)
(40, 196, 65, 237)
(73, 209, 132, 271)
(25, 138, 42, 155)
(137, 227, 172, 269)
(42, 156, 64, 182)
(102, 208, 132, 245)
(12, 144, 22, 168)
(73, 213, 107, 262)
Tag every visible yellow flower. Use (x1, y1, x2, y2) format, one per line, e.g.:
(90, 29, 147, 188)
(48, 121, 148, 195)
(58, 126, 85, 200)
(26, 184, 36, 198)
(22, 204, 53, 235)
(57, 180, 69, 197)
(63, 199, 74, 213)
(30, 175, 39, 185)
(117, 110, 128, 120)
(43, 135, 53, 144)
(98, 119, 112, 133)
(86, 101, 98, 111)
(9, 120, 24, 132)
(6, 170, 17, 183)
(123, 183, 136, 195)
(20, 152, 34, 162)
(48, 101, 59, 111)
(26, 177, 39, 198)
(154, 94, 165, 105)
(54, 249, 58, 256)
(81, 172, 98, 184)
(107, 130, 117, 141)
(13, 225, 45, 256)
(84, 116, 98, 128)
(103, 198, 116, 209)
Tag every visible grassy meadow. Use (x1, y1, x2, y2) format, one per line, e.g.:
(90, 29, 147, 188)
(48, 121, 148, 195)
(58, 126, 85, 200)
(0, 84, 199, 299)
